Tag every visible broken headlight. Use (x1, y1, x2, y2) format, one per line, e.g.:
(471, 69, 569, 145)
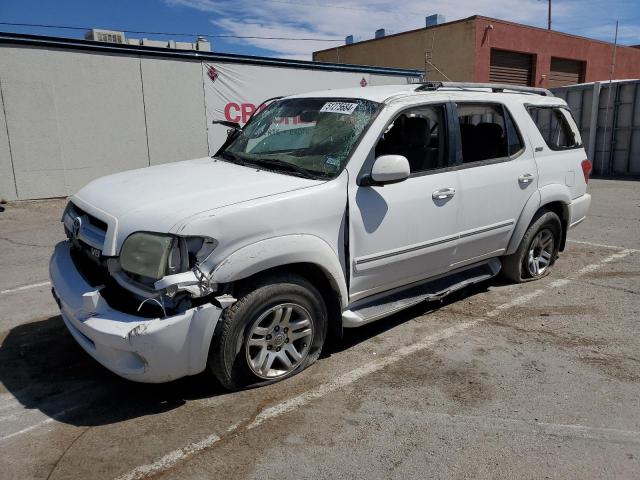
(120, 232, 217, 281)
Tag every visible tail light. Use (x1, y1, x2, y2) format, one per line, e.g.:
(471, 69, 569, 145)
(581, 159, 592, 184)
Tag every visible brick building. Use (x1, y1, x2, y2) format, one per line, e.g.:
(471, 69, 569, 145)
(314, 16, 640, 88)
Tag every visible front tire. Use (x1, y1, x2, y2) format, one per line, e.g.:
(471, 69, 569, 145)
(209, 274, 327, 391)
(502, 210, 562, 283)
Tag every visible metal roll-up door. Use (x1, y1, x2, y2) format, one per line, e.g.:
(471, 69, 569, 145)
(489, 49, 533, 86)
(549, 58, 584, 88)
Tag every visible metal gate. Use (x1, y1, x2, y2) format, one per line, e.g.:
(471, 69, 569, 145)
(552, 80, 640, 176)
(489, 49, 533, 86)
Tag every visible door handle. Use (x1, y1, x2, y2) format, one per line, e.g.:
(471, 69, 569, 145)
(432, 187, 456, 200)
(518, 173, 535, 185)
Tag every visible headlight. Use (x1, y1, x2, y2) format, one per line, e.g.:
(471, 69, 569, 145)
(120, 232, 217, 281)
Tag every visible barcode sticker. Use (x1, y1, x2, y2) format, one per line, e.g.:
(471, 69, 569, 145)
(320, 102, 358, 115)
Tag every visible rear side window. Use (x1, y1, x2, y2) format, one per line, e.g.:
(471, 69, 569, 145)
(456, 103, 524, 164)
(528, 106, 582, 150)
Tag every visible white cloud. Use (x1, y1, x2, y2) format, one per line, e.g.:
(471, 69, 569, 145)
(584, 24, 640, 45)
(166, 0, 640, 59)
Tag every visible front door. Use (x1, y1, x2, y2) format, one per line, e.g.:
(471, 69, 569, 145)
(349, 103, 459, 301)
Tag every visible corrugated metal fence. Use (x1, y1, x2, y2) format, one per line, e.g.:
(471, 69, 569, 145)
(552, 80, 640, 177)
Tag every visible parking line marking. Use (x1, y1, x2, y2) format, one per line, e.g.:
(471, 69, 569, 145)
(114, 247, 635, 480)
(0, 281, 51, 295)
(247, 320, 482, 430)
(0, 405, 80, 442)
(568, 239, 638, 252)
(114, 321, 481, 480)
(398, 411, 640, 445)
(115, 433, 222, 480)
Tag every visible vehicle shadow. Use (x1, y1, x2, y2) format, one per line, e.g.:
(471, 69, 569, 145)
(0, 279, 496, 428)
(0, 315, 225, 428)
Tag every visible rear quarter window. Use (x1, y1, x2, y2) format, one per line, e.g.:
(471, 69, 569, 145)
(528, 106, 582, 150)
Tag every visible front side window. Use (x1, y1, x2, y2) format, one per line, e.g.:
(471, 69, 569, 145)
(457, 103, 523, 163)
(222, 98, 380, 179)
(528, 106, 582, 150)
(374, 104, 448, 174)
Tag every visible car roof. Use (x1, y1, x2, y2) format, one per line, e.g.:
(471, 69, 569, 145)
(285, 84, 566, 106)
(286, 85, 417, 103)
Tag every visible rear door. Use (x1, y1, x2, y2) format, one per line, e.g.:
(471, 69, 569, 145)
(453, 101, 538, 267)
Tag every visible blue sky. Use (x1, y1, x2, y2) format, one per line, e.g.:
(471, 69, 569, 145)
(1, 0, 639, 60)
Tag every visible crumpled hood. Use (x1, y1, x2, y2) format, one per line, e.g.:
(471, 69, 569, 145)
(73, 157, 322, 253)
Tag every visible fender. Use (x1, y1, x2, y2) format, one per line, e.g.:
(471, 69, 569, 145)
(210, 234, 349, 309)
(506, 184, 571, 255)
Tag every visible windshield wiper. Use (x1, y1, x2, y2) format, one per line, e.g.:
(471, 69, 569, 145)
(249, 158, 321, 179)
(218, 151, 248, 166)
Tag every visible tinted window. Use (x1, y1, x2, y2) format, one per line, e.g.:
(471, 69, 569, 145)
(505, 108, 525, 156)
(457, 103, 510, 163)
(375, 105, 447, 174)
(528, 106, 582, 149)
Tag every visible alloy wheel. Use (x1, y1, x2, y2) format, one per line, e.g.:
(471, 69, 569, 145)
(245, 303, 314, 379)
(526, 228, 555, 276)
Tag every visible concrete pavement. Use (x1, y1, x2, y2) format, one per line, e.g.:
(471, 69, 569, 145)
(0, 179, 638, 479)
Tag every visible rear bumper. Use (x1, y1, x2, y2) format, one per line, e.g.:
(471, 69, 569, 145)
(49, 242, 223, 383)
(569, 193, 591, 228)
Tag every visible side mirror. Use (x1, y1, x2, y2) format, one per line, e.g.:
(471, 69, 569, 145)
(361, 155, 410, 186)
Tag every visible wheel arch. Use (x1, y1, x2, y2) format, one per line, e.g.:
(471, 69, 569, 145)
(210, 235, 348, 338)
(541, 201, 570, 251)
(507, 185, 571, 255)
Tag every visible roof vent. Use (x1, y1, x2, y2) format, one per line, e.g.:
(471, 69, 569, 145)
(425, 14, 446, 27)
(345, 35, 354, 45)
(375, 28, 385, 39)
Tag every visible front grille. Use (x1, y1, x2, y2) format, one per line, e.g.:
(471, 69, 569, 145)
(68, 203, 108, 232)
(64, 202, 108, 252)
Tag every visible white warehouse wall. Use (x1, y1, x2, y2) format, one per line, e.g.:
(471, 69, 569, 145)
(0, 41, 417, 201)
(0, 83, 17, 201)
(0, 45, 209, 200)
(0, 46, 150, 199)
(140, 58, 208, 165)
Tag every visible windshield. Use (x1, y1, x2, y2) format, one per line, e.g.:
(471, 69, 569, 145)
(220, 98, 380, 179)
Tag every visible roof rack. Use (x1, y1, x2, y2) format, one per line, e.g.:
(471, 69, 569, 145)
(415, 81, 554, 97)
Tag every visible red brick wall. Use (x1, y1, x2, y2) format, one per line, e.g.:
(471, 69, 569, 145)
(473, 17, 640, 87)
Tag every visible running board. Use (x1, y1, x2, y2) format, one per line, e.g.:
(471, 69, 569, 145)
(342, 258, 501, 328)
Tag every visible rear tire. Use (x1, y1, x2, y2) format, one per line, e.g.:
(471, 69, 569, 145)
(209, 274, 327, 391)
(502, 210, 562, 283)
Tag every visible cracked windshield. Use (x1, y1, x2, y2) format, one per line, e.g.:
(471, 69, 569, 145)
(222, 98, 380, 178)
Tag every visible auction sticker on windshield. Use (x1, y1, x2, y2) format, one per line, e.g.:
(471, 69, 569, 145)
(320, 102, 358, 115)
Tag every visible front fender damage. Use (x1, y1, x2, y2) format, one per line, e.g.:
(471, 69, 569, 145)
(123, 299, 233, 379)
(154, 269, 215, 298)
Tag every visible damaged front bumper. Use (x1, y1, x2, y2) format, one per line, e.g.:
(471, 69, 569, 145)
(49, 242, 226, 383)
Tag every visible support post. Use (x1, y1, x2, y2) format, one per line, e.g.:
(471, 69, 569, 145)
(587, 82, 601, 164)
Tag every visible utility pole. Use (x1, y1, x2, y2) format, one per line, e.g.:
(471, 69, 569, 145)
(547, 0, 551, 30)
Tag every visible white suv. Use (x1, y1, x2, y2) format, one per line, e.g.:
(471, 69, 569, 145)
(50, 82, 592, 389)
